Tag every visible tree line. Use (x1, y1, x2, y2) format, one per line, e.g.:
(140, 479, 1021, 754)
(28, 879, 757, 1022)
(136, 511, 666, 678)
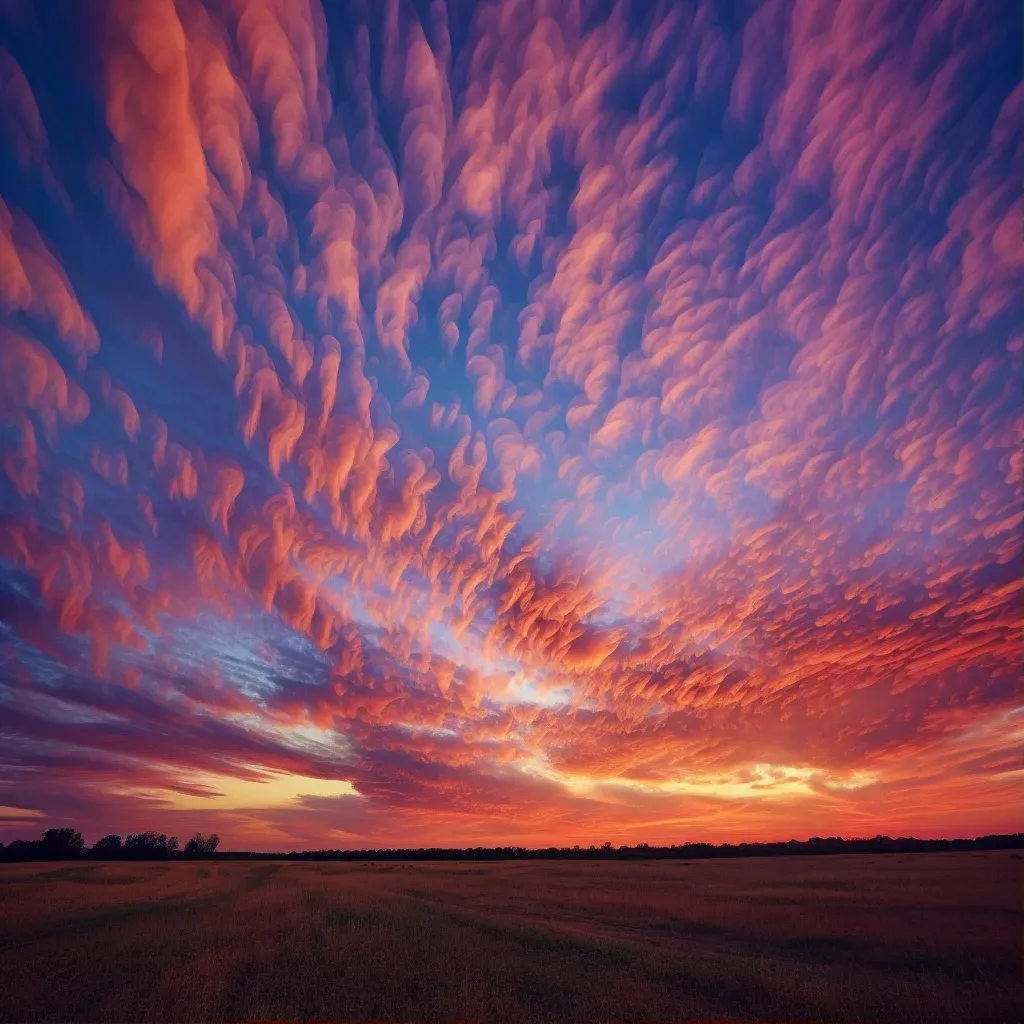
(0, 828, 219, 862)
(0, 828, 1020, 862)
(214, 833, 1023, 861)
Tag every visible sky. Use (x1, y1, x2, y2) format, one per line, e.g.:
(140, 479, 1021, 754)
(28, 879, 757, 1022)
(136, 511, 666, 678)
(0, 0, 1020, 852)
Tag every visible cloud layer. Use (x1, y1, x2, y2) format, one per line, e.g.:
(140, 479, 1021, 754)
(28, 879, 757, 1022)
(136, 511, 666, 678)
(0, 0, 1020, 849)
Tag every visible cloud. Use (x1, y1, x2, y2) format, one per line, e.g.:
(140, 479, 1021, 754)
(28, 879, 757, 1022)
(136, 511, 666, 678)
(229, 0, 332, 189)
(103, 0, 221, 318)
(0, 326, 90, 438)
(0, 202, 99, 366)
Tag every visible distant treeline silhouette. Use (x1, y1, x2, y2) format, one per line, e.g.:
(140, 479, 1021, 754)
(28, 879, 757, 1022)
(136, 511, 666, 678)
(0, 828, 1020, 862)
(0, 829, 219, 862)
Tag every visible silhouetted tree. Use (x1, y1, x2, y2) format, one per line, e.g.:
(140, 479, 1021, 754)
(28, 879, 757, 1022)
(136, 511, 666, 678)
(91, 834, 124, 857)
(40, 828, 85, 859)
(124, 832, 179, 859)
(183, 833, 219, 856)
(0, 839, 43, 861)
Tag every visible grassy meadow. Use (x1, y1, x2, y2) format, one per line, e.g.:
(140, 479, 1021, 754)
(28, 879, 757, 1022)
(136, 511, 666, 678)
(0, 851, 1019, 1023)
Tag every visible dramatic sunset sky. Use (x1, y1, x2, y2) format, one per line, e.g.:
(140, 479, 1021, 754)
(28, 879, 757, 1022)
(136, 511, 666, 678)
(0, 0, 1019, 851)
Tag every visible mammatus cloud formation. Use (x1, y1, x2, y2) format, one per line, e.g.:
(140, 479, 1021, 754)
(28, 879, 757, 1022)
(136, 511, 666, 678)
(0, 0, 1019, 850)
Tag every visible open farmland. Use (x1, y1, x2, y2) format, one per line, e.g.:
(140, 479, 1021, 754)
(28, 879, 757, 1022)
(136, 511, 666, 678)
(0, 852, 1019, 1024)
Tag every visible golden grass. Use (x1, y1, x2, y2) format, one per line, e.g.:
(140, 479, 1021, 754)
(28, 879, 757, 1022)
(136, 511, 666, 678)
(0, 851, 1019, 1023)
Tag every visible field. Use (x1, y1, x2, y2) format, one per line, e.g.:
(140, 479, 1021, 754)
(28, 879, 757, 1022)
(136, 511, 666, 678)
(0, 852, 1019, 1024)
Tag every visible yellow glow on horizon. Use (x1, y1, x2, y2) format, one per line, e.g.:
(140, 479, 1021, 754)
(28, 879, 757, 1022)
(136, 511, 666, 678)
(525, 761, 878, 801)
(126, 772, 360, 811)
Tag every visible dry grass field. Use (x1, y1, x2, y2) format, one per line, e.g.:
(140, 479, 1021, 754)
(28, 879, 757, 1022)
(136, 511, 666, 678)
(0, 852, 1019, 1024)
